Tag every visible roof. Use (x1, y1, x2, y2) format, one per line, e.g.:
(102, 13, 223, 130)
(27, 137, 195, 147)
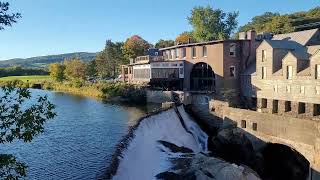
(273, 69, 282, 76)
(272, 28, 319, 46)
(159, 39, 249, 51)
(297, 67, 311, 76)
(264, 39, 304, 50)
(289, 50, 309, 60)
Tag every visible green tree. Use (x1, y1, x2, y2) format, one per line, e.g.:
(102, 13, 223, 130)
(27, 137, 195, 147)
(49, 63, 65, 82)
(95, 40, 126, 78)
(155, 39, 175, 48)
(0, 1, 21, 30)
(123, 35, 150, 59)
(175, 31, 197, 44)
(64, 58, 87, 81)
(188, 6, 239, 41)
(0, 84, 56, 179)
(239, 12, 279, 33)
(86, 60, 97, 77)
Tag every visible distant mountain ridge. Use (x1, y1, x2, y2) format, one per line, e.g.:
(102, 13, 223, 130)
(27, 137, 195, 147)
(0, 52, 97, 68)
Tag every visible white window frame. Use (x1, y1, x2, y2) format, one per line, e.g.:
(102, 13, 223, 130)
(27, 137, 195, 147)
(262, 66, 267, 79)
(262, 50, 267, 62)
(287, 66, 293, 79)
(300, 86, 305, 94)
(316, 64, 320, 79)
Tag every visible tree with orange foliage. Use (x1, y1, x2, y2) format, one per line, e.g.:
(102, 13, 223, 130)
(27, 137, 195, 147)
(123, 35, 150, 60)
(175, 31, 197, 44)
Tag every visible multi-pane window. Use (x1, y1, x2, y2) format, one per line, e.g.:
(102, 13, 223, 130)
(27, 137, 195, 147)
(202, 46, 207, 57)
(181, 48, 186, 58)
(230, 66, 236, 77)
(262, 50, 267, 62)
(316, 64, 320, 79)
(287, 66, 293, 79)
(192, 47, 197, 58)
(229, 44, 236, 57)
(262, 66, 267, 79)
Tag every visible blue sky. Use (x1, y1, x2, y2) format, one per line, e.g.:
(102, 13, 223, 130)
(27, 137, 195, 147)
(0, 0, 319, 60)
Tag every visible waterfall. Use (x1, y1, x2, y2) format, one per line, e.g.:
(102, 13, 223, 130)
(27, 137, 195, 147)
(111, 106, 208, 180)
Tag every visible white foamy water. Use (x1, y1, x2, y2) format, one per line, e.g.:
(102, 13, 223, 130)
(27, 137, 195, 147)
(112, 106, 208, 180)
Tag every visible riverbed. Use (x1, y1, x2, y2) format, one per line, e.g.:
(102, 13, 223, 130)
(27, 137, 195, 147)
(0, 89, 147, 179)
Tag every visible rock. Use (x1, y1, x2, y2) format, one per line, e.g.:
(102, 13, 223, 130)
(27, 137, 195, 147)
(157, 153, 261, 180)
(157, 140, 193, 153)
(208, 127, 256, 166)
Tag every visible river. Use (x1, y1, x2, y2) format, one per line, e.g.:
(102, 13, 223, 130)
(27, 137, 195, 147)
(0, 89, 147, 179)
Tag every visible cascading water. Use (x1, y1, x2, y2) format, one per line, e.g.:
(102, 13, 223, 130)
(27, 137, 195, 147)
(111, 106, 208, 180)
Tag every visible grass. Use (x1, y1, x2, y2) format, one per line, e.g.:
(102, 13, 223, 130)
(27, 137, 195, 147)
(0, 75, 51, 82)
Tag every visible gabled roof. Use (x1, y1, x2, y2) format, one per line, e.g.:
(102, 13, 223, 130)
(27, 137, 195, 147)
(264, 40, 304, 50)
(297, 67, 311, 76)
(272, 28, 319, 46)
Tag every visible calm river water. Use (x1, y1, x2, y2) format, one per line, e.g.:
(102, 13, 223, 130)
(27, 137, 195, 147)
(0, 89, 147, 179)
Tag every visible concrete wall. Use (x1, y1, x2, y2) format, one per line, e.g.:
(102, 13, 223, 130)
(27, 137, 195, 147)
(209, 100, 320, 179)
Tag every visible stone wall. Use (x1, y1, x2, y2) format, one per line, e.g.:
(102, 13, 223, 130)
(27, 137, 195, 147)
(209, 100, 320, 180)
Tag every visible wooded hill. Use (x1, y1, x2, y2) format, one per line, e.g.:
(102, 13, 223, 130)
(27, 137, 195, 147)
(0, 52, 97, 68)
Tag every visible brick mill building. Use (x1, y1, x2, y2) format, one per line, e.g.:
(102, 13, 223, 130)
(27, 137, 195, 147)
(121, 28, 320, 117)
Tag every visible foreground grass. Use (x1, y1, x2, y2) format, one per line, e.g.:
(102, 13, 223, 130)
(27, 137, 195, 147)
(0, 75, 51, 82)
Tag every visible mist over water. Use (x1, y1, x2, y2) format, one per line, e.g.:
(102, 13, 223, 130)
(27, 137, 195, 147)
(0, 89, 145, 180)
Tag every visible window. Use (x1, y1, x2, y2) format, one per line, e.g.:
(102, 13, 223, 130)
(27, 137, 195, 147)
(252, 123, 258, 131)
(155, 52, 159, 56)
(314, 104, 320, 116)
(273, 100, 279, 113)
(179, 68, 183, 75)
(274, 85, 278, 92)
(286, 85, 291, 93)
(287, 66, 293, 79)
(262, 50, 267, 62)
(285, 101, 291, 112)
(298, 102, 306, 114)
(262, 66, 267, 79)
(168, 51, 172, 59)
(192, 47, 196, 58)
(175, 49, 179, 58)
(171, 50, 175, 59)
(202, 46, 207, 57)
(316, 86, 320, 95)
(261, 98, 267, 108)
(181, 48, 186, 58)
(316, 64, 320, 79)
(241, 120, 246, 128)
(300, 86, 305, 94)
(229, 44, 236, 57)
(230, 66, 236, 77)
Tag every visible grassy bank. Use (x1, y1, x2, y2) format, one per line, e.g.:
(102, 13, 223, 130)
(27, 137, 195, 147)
(0, 76, 146, 104)
(0, 75, 50, 82)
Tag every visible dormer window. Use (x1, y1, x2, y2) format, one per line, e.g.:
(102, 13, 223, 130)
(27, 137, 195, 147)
(262, 50, 267, 62)
(229, 44, 236, 57)
(175, 49, 179, 59)
(262, 66, 267, 79)
(181, 48, 186, 58)
(316, 64, 320, 79)
(286, 66, 293, 79)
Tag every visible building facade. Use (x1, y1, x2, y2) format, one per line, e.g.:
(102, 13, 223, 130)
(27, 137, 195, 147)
(121, 31, 257, 104)
(241, 28, 320, 119)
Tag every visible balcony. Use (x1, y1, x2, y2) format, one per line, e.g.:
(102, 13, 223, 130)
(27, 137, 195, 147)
(130, 55, 164, 65)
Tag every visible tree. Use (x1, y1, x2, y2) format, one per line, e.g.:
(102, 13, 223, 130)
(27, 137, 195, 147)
(155, 39, 175, 49)
(0, 1, 21, 30)
(0, 84, 56, 179)
(123, 35, 150, 59)
(175, 32, 196, 44)
(86, 60, 97, 78)
(188, 6, 239, 41)
(95, 40, 126, 78)
(49, 63, 65, 82)
(64, 58, 87, 81)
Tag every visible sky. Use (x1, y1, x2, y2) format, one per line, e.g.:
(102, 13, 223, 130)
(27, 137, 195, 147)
(0, 0, 319, 60)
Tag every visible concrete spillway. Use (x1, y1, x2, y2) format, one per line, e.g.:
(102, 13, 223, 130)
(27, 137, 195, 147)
(110, 106, 260, 180)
